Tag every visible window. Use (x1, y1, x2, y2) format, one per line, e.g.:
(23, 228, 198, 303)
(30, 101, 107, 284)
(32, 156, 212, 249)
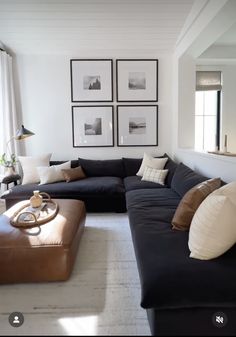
(195, 90, 220, 151)
(195, 71, 221, 151)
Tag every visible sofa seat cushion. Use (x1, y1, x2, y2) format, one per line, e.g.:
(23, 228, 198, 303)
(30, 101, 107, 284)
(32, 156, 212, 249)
(126, 188, 181, 210)
(2, 177, 125, 201)
(128, 204, 236, 310)
(124, 176, 167, 192)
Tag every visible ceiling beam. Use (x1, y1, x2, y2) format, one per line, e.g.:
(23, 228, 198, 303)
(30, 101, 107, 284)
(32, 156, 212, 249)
(175, 0, 236, 58)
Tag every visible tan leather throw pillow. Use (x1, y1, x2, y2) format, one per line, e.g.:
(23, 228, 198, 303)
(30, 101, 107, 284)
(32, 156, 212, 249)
(172, 178, 221, 231)
(62, 166, 86, 183)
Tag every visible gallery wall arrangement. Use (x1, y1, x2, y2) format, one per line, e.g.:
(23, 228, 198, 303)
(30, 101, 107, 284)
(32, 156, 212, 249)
(70, 58, 158, 148)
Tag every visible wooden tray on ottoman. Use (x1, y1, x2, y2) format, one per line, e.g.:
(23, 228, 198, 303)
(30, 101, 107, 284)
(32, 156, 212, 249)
(10, 193, 59, 228)
(10, 200, 58, 228)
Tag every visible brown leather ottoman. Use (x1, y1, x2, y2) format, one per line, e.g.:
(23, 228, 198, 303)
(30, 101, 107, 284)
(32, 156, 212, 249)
(0, 199, 86, 284)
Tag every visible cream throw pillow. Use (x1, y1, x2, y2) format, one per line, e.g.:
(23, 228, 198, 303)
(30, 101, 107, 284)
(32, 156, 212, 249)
(18, 154, 52, 185)
(142, 166, 168, 185)
(136, 153, 168, 177)
(188, 182, 236, 260)
(37, 161, 71, 184)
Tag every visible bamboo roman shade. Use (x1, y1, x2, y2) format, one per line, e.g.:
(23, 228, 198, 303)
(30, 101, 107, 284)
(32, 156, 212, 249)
(196, 71, 222, 91)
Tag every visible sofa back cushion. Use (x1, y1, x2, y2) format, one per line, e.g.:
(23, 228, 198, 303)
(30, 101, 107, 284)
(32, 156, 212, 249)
(122, 158, 143, 176)
(171, 163, 207, 197)
(163, 153, 178, 187)
(50, 160, 79, 168)
(79, 158, 125, 178)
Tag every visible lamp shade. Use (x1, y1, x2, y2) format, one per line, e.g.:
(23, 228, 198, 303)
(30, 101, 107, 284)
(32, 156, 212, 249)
(15, 125, 35, 140)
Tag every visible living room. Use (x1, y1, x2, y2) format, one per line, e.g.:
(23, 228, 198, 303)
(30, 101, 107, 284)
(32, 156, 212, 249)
(0, 0, 236, 336)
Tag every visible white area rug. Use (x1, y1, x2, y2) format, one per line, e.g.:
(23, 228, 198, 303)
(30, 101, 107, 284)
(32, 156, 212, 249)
(0, 213, 150, 335)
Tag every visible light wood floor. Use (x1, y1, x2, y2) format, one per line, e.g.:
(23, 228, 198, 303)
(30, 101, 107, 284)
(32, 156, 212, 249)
(0, 212, 150, 335)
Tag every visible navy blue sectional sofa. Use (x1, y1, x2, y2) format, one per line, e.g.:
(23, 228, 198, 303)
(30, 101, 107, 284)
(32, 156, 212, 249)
(2, 155, 172, 212)
(126, 160, 236, 336)
(2, 158, 126, 212)
(2, 155, 236, 336)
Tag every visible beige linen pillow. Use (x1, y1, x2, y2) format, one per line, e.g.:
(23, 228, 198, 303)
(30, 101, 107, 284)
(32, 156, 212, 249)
(172, 178, 221, 231)
(62, 166, 86, 182)
(18, 154, 52, 185)
(188, 181, 236, 260)
(136, 153, 168, 177)
(37, 161, 71, 184)
(142, 166, 168, 185)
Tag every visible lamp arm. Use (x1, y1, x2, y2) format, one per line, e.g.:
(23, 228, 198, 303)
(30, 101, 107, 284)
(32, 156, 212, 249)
(5, 136, 15, 158)
(6, 136, 15, 147)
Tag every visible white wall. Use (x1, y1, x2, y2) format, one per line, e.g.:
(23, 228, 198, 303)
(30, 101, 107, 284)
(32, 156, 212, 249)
(221, 65, 236, 152)
(14, 53, 173, 161)
(178, 54, 195, 148)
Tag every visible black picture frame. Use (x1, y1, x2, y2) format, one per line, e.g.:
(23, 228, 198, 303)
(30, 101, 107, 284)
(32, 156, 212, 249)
(70, 59, 113, 102)
(116, 59, 158, 102)
(72, 105, 114, 147)
(117, 105, 158, 147)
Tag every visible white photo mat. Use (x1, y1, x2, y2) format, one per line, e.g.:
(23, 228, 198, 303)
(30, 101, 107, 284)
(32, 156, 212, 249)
(70, 59, 113, 102)
(117, 105, 158, 146)
(72, 106, 114, 147)
(116, 59, 158, 102)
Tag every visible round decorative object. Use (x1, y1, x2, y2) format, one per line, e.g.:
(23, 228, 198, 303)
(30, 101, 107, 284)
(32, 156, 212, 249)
(10, 193, 59, 228)
(30, 190, 43, 208)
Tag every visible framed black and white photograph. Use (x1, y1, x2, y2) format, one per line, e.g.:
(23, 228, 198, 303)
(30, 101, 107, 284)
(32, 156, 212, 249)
(117, 105, 158, 146)
(116, 59, 158, 102)
(70, 59, 113, 102)
(72, 106, 114, 147)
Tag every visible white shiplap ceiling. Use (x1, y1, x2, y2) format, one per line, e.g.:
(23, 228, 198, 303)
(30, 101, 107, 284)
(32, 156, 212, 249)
(0, 0, 194, 55)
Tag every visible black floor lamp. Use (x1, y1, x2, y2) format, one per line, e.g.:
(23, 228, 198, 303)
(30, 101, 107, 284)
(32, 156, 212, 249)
(1, 125, 35, 174)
